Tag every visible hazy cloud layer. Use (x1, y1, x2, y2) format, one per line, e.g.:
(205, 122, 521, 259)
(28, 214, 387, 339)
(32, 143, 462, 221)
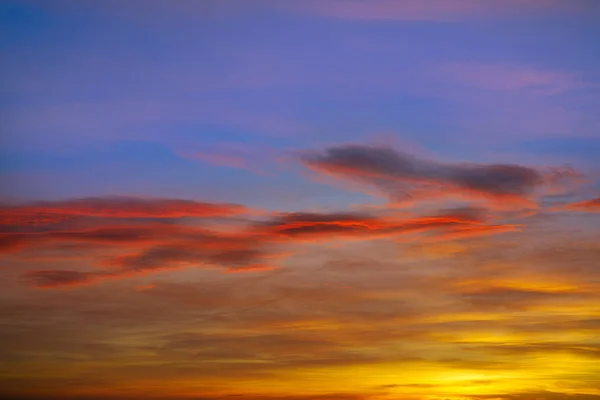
(3, 196, 520, 288)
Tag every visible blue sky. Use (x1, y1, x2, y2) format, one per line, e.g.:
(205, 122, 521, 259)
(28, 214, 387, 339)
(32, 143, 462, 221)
(2, 0, 600, 208)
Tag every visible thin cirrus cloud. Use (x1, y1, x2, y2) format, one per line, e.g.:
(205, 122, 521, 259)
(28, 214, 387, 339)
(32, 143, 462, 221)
(261, 208, 494, 240)
(178, 141, 281, 175)
(3, 200, 520, 289)
(5, 212, 284, 287)
(436, 62, 588, 94)
(560, 196, 600, 212)
(0, 196, 248, 225)
(300, 144, 582, 207)
(16, 208, 507, 288)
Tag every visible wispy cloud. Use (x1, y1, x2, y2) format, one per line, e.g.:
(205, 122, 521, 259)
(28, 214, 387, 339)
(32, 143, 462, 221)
(1, 194, 523, 289)
(0, 196, 247, 224)
(301, 143, 581, 208)
(437, 62, 588, 94)
(560, 196, 600, 212)
(3, 143, 592, 290)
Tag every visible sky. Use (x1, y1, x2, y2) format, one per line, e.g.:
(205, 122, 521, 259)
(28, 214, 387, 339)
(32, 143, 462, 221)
(1, 0, 600, 399)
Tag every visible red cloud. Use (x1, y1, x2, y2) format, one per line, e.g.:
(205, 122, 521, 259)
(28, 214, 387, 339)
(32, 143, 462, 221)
(221, 264, 279, 274)
(428, 224, 523, 241)
(8, 198, 521, 289)
(0, 224, 205, 255)
(254, 208, 489, 242)
(561, 197, 600, 212)
(23, 270, 98, 288)
(0, 196, 247, 226)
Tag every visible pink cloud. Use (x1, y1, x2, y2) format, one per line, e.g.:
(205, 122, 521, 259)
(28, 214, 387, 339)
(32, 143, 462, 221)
(437, 62, 587, 93)
(176, 142, 280, 175)
(194, 152, 248, 169)
(418, 63, 600, 142)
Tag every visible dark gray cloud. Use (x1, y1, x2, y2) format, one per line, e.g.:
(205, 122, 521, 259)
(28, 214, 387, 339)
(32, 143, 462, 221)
(301, 144, 580, 206)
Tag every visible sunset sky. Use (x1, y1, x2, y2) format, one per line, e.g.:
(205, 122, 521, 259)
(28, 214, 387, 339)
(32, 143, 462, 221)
(2, 1, 600, 399)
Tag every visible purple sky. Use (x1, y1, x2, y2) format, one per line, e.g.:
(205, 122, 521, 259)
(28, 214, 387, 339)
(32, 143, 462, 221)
(3, 0, 600, 208)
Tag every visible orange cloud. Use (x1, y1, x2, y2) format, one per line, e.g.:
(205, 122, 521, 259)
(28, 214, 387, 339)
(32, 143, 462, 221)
(23, 270, 99, 288)
(7, 197, 523, 289)
(0, 224, 204, 255)
(221, 264, 279, 274)
(0, 196, 247, 225)
(428, 224, 523, 241)
(560, 196, 600, 212)
(257, 207, 491, 242)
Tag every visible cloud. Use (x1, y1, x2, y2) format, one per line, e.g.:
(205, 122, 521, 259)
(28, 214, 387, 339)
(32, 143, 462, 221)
(474, 342, 600, 359)
(0, 393, 371, 400)
(105, 241, 276, 273)
(428, 223, 523, 241)
(4, 215, 600, 398)
(179, 141, 280, 175)
(0, 234, 27, 253)
(468, 392, 600, 400)
(437, 62, 587, 94)
(11, 202, 520, 288)
(23, 270, 97, 288)
(22, 229, 283, 288)
(301, 144, 580, 207)
(261, 211, 391, 238)
(0, 224, 207, 255)
(458, 287, 588, 312)
(256, 207, 511, 242)
(0, 196, 247, 226)
(561, 196, 600, 212)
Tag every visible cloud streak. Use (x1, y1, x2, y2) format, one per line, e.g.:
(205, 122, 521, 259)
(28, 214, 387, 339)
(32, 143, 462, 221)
(301, 144, 581, 207)
(437, 62, 588, 94)
(561, 196, 600, 212)
(0, 196, 247, 227)
(2, 197, 521, 288)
